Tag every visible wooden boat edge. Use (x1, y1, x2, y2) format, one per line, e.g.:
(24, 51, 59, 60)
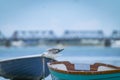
(48, 61, 120, 75)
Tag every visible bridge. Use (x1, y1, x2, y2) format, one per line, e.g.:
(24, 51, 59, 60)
(10, 30, 56, 46)
(62, 30, 104, 39)
(10, 30, 56, 40)
(0, 31, 11, 46)
(110, 30, 120, 40)
(0, 31, 6, 40)
(0, 30, 120, 46)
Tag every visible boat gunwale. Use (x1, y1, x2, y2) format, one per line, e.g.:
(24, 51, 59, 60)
(48, 61, 120, 75)
(0, 55, 54, 63)
(0, 54, 42, 62)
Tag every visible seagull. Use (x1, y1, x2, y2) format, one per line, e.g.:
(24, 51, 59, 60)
(47, 48, 64, 54)
(41, 48, 64, 59)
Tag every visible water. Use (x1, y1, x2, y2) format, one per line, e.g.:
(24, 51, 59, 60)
(0, 46, 120, 80)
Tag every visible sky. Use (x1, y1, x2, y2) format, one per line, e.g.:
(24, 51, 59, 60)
(0, 0, 120, 37)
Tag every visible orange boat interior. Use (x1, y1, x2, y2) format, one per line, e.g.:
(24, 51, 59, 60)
(49, 61, 120, 71)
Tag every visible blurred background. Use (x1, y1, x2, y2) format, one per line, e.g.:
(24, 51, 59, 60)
(0, 0, 120, 80)
(0, 0, 120, 47)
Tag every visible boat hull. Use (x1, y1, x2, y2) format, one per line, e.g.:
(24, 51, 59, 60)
(49, 69, 120, 80)
(0, 57, 54, 80)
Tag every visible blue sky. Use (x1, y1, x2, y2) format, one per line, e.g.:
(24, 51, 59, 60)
(0, 0, 120, 37)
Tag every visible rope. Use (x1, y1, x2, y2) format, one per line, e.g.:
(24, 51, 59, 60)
(42, 57, 45, 80)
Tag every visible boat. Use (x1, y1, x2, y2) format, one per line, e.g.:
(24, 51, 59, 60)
(0, 48, 64, 80)
(48, 61, 120, 80)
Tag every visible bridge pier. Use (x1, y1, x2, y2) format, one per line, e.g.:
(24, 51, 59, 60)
(104, 38, 111, 47)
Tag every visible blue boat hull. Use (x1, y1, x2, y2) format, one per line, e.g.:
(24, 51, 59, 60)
(0, 56, 54, 80)
(49, 69, 120, 80)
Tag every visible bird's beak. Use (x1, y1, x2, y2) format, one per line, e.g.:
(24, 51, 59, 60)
(58, 48, 64, 52)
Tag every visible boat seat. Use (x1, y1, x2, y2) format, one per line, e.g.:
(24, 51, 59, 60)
(74, 64, 90, 71)
(50, 61, 72, 71)
(63, 62, 91, 71)
(63, 62, 74, 71)
(62, 62, 91, 71)
(51, 64, 68, 71)
(90, 63, 120, 71)
(97, 66, 117, 71)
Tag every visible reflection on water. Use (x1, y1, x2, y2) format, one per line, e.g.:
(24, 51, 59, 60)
(0, 46, 120, 80)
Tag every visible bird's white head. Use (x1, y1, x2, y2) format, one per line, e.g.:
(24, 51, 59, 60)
(42, 48, 64, 59)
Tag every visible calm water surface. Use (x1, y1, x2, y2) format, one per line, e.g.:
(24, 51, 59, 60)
(0, 46, 120, 80)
